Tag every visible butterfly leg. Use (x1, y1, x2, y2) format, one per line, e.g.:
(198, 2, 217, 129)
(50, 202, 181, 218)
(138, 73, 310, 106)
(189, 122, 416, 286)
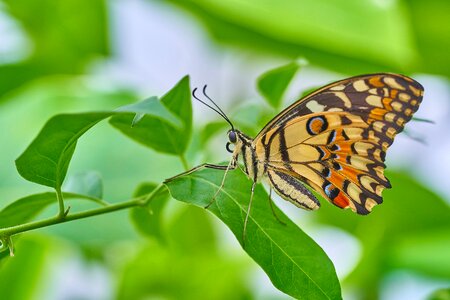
(268, 187, 286, 226)
(242, 181, 256, 247)
(164, 163, 231, 183)
(204, 156, 237, 209)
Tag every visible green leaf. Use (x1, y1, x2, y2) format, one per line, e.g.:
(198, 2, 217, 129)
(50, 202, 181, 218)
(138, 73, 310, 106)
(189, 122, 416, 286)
(160, 76, 192, 132)
(130, 183, 170, 241)
(64, 171, 104, 199)
(110, 76, 192, 155)
(257, 62, 299, 108)
(0, 192, 105, 228)
(115, 96, 182, 128)
(15, 112, 112, 188)
(164, 167, 341, 299)
(15, 90, 187, 188)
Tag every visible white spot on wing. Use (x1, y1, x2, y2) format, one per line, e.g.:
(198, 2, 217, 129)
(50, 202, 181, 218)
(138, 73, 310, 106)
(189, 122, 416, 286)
(306, 100, 326, 112)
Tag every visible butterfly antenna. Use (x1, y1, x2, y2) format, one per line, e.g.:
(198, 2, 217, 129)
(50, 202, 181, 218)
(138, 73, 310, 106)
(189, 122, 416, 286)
(412, 117, 435, 124)
(202, 85, 234, 130)
(192, 88, 224, 117)
(403, 128, 428, 145)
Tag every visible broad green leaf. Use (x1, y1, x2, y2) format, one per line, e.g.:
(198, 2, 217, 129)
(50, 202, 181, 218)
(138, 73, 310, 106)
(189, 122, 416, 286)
(130, 183, 170, 241)
(160, 76, 192, 132)
(110, 76, 192, 155)
(316, 171, 450, 298)
(15, 112, 111, 188)
(165, 167, 341, 299)
(115, 96, 182, 128)
(0, 192, 105, 228)
(64, 171, 104, 199)
(15, 92, 186, 188)
(257, 62, 299, 108)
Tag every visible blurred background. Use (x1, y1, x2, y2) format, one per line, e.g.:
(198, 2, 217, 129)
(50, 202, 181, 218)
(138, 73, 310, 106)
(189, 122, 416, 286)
(0, 0, 449, 299)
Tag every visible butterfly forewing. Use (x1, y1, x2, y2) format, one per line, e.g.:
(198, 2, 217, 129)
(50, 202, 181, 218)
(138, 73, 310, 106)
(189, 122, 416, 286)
(254, 73, 424, 214)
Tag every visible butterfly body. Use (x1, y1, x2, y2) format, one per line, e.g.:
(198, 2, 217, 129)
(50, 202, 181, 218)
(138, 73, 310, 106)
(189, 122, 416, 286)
(225, 73, 424, 216)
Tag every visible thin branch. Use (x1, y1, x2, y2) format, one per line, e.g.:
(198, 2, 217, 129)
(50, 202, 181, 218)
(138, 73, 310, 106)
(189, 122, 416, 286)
(0, 184, 164, 238)
(56, 186, 66, 218)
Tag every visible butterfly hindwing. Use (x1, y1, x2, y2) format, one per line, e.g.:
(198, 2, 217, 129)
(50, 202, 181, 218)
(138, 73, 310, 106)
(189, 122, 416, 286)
(254, 73, 424, 214)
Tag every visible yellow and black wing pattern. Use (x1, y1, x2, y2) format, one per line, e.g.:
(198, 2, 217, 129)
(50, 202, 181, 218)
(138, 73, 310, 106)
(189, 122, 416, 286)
(255, 73, 424, 214)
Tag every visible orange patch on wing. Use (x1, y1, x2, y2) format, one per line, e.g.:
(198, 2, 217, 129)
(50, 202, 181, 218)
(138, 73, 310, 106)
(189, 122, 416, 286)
(329, 171, 345, 187)
(390, 89, 398, 98)
(310, 118, 324, 134)
(369, 108, 387, 120)
(333, 192, 350, 208)
(338, 164, 360, 183)
(369, 77, 384, 87)
(382, 97, 393, 110)
(331, 143, 354, 158)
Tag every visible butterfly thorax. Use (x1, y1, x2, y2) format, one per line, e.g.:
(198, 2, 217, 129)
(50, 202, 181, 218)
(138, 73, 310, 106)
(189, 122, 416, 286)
(234, 130, 266, 183)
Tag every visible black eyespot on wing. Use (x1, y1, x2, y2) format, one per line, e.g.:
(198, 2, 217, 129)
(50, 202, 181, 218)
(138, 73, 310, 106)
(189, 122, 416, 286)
(306, 116, 328, 135)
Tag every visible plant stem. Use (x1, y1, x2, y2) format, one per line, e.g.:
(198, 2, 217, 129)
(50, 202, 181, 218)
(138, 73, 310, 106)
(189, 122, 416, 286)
(56, 186, 65, 218)
(0, 199, 140, 238)
(0, 184, 164, 238)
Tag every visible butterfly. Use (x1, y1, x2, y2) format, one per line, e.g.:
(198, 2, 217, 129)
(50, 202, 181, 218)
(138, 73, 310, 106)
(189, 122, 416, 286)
(179, 73, 424, 240)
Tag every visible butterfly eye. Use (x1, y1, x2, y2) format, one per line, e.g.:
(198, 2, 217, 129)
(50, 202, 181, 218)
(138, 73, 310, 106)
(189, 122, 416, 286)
(228, 130, 237, 143)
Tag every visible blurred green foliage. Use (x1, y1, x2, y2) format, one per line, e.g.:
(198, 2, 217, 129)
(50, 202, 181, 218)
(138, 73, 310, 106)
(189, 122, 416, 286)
(0, 0, 449, 299)
(317, 171, 450, 299)
(0, 0, 108, 97)
(166, 0, 450, 77)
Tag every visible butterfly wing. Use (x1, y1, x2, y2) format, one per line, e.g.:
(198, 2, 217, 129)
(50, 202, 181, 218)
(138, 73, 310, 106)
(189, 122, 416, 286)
(254, 74, 424, 214)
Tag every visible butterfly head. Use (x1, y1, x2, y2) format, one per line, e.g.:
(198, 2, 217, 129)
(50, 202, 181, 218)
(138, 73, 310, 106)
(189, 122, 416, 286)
(226, 129, 238, 153)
